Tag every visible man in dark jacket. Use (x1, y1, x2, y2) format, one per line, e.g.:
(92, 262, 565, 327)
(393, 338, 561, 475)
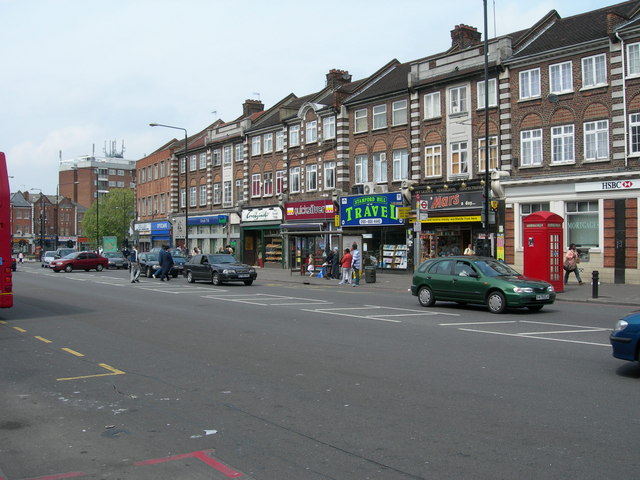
(330, 246, 340, 279)
(158, 245, 174, 281)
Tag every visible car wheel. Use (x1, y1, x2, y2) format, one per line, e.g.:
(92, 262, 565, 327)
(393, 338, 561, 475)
(186, 271, 195, 283)
(64, 265, 73, 273)
(96, 264, 103, 272)
(487, 291, 507, 314)
(418, 286, 435, 307)
(211, 272, 220, 286)
(527, 305, 544, 312)
(244, 280, 253, 286)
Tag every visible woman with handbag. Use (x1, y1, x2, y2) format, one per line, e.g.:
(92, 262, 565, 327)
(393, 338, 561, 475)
(564, 243, 583, 285)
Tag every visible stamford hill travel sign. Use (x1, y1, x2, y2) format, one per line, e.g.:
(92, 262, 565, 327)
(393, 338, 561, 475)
(340, 192, 405, 227)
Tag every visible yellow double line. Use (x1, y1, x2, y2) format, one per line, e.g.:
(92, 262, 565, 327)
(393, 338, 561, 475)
(0, 321, 126, 381)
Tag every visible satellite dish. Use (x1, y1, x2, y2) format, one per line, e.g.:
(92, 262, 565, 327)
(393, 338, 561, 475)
(547, 93, 560, 104)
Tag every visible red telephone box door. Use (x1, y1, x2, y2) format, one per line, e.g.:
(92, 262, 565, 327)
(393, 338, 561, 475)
(523, 211, 564, 293)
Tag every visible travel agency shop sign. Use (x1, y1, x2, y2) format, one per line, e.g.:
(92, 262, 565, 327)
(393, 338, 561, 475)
(285, 199, 335, 221)
(340, 192, 404, 227)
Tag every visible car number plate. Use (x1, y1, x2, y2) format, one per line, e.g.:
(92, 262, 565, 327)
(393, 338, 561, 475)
(238, 274, 249, 278)
(536, 294, 550, 300)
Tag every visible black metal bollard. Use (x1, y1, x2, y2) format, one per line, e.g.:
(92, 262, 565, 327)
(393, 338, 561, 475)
(592, 270, 599, 299)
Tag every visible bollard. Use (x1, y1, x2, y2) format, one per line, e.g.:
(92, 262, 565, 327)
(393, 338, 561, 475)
(592, 270, 599, 299)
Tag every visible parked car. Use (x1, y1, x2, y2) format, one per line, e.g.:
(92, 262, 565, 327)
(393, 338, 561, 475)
(610, 311, 640, 361)
(50, 251, 109, 273)
(102, 251, 128, 269)
(411, 256, 556, 314)
(184, 253, 257, 286)
(139, 252, 161, 278)
(41, 251, 56, 268)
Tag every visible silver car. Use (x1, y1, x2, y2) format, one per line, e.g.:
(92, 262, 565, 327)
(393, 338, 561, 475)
(102, 251, 128, 269)
(41, 251, 56, 268)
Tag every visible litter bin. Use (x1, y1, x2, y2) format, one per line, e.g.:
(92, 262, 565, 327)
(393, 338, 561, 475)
(364, 266, 376, 283)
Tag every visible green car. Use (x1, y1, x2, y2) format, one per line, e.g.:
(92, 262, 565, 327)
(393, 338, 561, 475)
(411, 256, 556, 314)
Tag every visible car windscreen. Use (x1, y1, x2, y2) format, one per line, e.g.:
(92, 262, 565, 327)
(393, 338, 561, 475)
(64, 253, 80, 259)
(103, 252, 122, 258)
(146, 254, 159, 261)
(473, 259, 520, 277)
(44, 252, 56, 257)
(208, 254, 237, 264)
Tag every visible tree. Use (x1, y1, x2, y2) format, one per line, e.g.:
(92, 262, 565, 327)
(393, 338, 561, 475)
(82, 189, 135, 250)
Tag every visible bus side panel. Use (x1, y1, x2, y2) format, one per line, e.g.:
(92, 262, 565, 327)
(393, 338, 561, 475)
(0, 152, 13, 308)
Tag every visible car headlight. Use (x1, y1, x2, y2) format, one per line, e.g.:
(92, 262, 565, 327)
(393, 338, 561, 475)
(614, 319, 629, 332)
(513, 287, 534, 293)
(249, 268, 256, 274)
(547, 285, 555, 292)
(223, 269, 232, 274)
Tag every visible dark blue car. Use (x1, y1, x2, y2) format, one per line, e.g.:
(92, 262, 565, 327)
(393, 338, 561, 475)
(610, 311, 640, 361)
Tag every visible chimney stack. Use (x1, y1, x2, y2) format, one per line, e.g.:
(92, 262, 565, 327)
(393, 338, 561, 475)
(243, 99, 264, 117)
(326, 69, 352, 89)
(450, 24, 482, 50)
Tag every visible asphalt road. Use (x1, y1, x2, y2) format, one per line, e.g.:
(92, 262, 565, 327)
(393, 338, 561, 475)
(0, 264, 638, 479)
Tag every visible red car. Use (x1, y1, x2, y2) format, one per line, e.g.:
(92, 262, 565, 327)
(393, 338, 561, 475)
(51, 251, 109, 273)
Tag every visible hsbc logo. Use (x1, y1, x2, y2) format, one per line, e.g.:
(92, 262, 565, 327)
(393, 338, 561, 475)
(601, 180, 635, 190)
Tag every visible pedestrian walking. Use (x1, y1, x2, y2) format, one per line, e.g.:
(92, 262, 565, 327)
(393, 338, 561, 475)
(564, 243, 583, 285)
(159, 245, 174, 281)
(331, 246, 340, 279)
(307, 253, 315, 276)
(129, 245, 140, 283)
(338, 248, 352, 285)
(464, 243, 475, 256)
(351, 242, 361, 287)
(18, 252, 23, 263)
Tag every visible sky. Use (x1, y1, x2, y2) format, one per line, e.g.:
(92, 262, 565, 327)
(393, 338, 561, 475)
(1, 0, 618, 195)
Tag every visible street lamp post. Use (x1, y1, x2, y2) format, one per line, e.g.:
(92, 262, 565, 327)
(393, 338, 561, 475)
(96, 166, 100, 251)
(30, 189, 45, 257)
(149, 123, 189, 251)
(483, 0, 491, 256)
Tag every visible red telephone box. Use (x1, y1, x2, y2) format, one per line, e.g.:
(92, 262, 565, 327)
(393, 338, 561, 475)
(523, 211, 564, 293)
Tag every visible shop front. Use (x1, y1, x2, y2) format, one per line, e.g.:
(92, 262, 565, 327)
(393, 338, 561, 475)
(240, 206, 283, 267)
(151, 221, 171, 249)
(133, 222, 151, 251)
(187, 214, 230, 254)
(415, 188, 486, 263)
(339, 192, 409, 271)
(282, 199, 339, 271)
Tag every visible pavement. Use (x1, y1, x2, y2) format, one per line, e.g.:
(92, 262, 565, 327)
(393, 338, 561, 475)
(256, 266, 640, 307)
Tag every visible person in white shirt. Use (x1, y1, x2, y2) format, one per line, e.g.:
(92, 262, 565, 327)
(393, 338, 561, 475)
(129, 245, 140, 283)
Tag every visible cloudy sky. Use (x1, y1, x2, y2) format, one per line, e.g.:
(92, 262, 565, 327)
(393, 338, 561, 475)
(2, 0, 616, 195)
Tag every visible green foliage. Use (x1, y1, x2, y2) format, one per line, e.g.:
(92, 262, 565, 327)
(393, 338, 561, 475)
(82, 189, 135, 249)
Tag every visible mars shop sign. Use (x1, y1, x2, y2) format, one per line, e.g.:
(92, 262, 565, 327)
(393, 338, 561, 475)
(421, 190, 483, 211)
(340, 193, 404, 227)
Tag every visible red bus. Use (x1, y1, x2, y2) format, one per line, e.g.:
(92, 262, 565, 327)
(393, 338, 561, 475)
(0, 152, 13, 308)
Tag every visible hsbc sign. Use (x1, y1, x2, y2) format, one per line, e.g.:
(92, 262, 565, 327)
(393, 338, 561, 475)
(575, 179, 640, 192)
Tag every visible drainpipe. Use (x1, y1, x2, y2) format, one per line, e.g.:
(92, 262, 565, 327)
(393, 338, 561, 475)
(616, 31, 628, 167)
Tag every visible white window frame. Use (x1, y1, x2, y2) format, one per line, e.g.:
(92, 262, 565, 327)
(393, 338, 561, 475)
(551, 125, 575, 164)
(627, 42, 640, 77)
(223, 181, 232, 207)
(519, 68, 541, 100)
(521, 129, 543, 166)
(223, 145, 232, 165)
(213, 184, 221, 204)
(276, 170, 285, 195)
(584, 120, 609, 161)
(199, 185, 207, 206)
(305, 121, 317, 143)
(306, 164, 318, 191)
(549, 61, 573, 94)
(235, 143, 243, 162)
(449, 85, 468, 114)
(251, 174, 262, 198)
(354, 109, 367, 133)
(213, 149, 221, 166)
(189, 186, 197, 207)
(263, 172, 273, 197)
(263, 133, 273, 154)
(235, 179, 243, 202)
(275, 131, 284, 151)
(477, 79, 497, 109)
(424, 92, 441, 119)
(630, 113, 640, 154)
(199, 152, 207, 169)
(190, 155, 197, 172)
(373, 152, 387, 183)
(425, 145, 442, 178)
(355, 154, 368, 184)
(582, 54, 607, 88)
(373, 104, 387, 130)
(392, 149, 409, 181)
(251, 136, 261, 156)
(289, 125, 300, 146)
(324, 161, 336, 190)
(180, 188, 186, 209)
(290, 167, 300, 193)
(392, 100, 408, 126)
(180, 157, 186, 174)
(322, 116, 336, 140)
(478, 136, 498, 171)
(449, 142, 469, 176)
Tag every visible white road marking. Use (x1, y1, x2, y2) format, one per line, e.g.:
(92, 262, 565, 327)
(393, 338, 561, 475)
(457, 328, 610, 347)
